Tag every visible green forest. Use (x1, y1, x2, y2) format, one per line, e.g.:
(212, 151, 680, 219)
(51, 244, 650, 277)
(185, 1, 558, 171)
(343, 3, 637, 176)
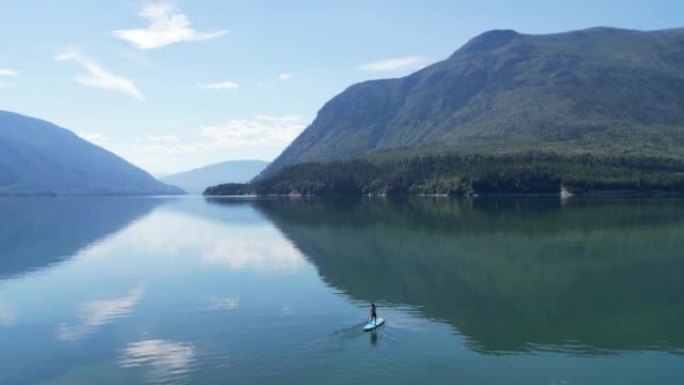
(204, 152, 684, 196)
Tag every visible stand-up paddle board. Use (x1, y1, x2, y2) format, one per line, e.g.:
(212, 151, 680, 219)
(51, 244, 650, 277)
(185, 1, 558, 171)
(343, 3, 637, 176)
(363, 318, 385, 332)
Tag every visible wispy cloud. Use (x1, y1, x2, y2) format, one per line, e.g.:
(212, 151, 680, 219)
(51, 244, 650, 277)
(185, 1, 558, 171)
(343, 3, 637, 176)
(0, 69, 18, 76)
(200, 115, 305, 146)
(135, 115, 306, 158)
(55, 50, 144, 100)
(0, 68, 18, 89)
(144, 135, 181, 144)
(77, 132, 113, 147)
(112, 2, 228, 50)
(123, 115, 308, 173)
(278, 72, 293, 80)
(358, 56, 427, 72)
(203, 81, 239, 90)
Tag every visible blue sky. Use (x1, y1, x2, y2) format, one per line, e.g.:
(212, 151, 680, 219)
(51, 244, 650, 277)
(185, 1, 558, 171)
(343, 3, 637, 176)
(0, 0, 681, 174)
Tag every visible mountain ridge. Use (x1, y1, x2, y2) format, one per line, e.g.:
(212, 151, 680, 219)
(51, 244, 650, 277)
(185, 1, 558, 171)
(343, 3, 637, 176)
(260, 26, 684, 179)
(161, 160, 269, 193)
(0, 110, 183, 195)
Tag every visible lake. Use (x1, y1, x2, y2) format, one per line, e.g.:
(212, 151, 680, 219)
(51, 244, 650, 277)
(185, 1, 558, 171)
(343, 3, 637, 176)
(1, 196, 683, 385)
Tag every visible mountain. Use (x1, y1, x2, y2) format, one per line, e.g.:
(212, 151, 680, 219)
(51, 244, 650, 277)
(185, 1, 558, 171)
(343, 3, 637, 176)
(261, 27, 684, 178)
(161, 160, 269, 193)
(0, 110, 183, 195)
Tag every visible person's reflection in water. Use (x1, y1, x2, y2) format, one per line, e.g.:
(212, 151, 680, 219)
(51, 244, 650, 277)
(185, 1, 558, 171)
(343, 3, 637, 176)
(370, 330, 378, 346)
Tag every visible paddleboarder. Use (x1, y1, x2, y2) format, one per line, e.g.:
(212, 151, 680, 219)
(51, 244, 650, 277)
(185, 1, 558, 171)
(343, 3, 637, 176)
(370, 303, 378, 324)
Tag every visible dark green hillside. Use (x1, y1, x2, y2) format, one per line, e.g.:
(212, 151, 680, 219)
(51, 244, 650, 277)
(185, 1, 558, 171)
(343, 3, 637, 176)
(261, 27, 684, 179)
(206, 152, 684, 196)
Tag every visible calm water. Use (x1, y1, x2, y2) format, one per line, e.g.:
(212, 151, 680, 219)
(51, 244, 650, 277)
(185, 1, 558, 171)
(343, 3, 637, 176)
(1, 196, 684, 385)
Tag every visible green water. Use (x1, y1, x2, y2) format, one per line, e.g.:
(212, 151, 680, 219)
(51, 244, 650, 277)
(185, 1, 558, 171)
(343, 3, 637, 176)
(1, 196, 683, 384)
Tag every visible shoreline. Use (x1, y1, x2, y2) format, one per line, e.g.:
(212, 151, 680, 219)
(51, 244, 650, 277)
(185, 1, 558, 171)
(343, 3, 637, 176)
(203, 189, 684, 199)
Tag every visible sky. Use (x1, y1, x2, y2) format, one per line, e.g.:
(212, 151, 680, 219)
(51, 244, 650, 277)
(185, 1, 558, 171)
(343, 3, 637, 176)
(0, 0, 681, 175)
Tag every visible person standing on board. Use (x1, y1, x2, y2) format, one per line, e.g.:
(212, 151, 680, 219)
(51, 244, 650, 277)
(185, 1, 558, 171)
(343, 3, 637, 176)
(370, 303, 378, 324)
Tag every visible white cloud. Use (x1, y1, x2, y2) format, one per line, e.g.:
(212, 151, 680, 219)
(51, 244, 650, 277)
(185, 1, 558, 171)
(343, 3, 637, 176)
(77, 132, 113, 147)
(133, 115, 306, 158)
(120, 116, 308, 173)
(144, 135, 181, 144)
(0, 69, 18, 76)
(358, 56, 428, 72)
(200, 115, 305, 147)
(203, 81, 239, 90)
(121, 339, 195, 384)
(55, 50, 144, 100)
(0, 69, 18, 89)
(112, 2, 228, 50)
(278, 72, 293, 80)
(57, 286, 144, 342)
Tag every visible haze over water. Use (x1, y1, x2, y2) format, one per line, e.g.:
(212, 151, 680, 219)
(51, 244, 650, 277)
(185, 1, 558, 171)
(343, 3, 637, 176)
(1, 196, 683, 385)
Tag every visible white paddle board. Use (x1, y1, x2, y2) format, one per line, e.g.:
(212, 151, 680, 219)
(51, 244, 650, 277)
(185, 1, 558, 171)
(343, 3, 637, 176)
(363, 318, 385, 332)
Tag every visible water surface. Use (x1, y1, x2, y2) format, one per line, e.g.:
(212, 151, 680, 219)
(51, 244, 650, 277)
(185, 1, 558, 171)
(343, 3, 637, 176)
(1, 196, 683, 384)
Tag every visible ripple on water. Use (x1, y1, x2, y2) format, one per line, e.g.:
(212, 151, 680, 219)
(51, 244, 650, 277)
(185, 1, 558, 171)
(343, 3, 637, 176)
(120, 339, 198, 384)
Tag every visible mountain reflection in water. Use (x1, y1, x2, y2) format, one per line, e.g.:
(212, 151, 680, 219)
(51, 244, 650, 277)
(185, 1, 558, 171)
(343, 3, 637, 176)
(208, 197, 684, 355)
(0, 197, 163, 280)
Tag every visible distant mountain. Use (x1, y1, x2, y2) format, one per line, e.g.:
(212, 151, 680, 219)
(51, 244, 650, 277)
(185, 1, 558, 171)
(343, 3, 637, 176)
(261, 27, 684, 178)
(162, 160, 269, 193)
(0, 110, 183, 195)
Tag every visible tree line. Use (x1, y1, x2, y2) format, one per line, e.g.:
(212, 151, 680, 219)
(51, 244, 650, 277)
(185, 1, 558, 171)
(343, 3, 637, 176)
(204, 152, 684, 196)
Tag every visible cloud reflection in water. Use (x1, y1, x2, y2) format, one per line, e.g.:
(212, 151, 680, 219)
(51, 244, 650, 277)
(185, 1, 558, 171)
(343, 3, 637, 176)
(199, 238, 303, 272)
(120, 339, 196, 385)
(57, 285, 144, 341)
(210, 295, 240, 310)
(87, 209, 307, 272)
(0, 301, 16, 326)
